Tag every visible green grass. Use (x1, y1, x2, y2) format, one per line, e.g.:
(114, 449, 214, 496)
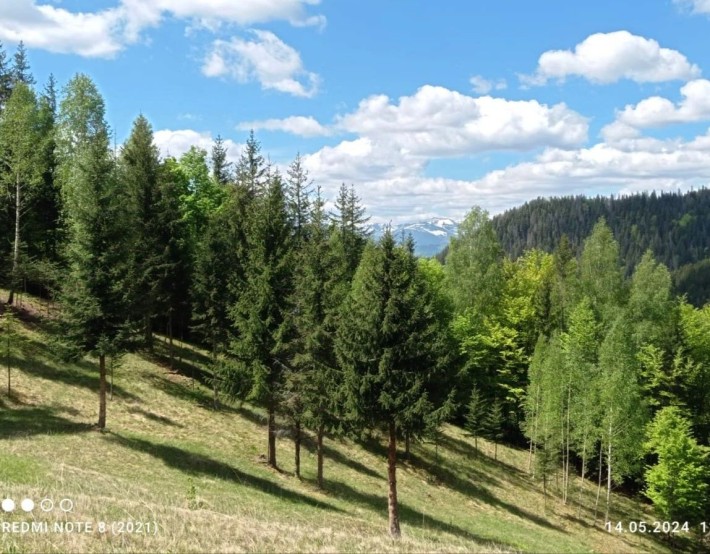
(0, 296, 683, 553)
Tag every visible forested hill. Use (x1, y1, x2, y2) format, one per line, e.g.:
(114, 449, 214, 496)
(490, 189, 710, 304)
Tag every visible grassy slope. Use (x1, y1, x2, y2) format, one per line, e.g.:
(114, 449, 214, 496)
(0, 296, 674, 553)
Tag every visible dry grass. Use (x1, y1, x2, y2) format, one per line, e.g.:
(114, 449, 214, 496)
(0, 297, 680, 553)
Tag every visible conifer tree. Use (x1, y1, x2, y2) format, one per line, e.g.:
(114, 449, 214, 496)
(56, 74, 132, 430)
(11, 42, 35, 86)
(0, 82, 41, 305)
(285, 153, 311, 242)
(0, 42, 13, 109)
(227, 173, 293, 467)
(331, 183, 370, 280)
(211, 135, 231, 186)
(465, 385, 486, 455)
(485, 398, 505, 461)
(336, 230, 452, 538)
(235, 130, 267, 196)
(120, 115, 162, 347)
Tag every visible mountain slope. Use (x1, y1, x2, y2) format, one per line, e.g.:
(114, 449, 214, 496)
(371, 218, 458, 257)
(0, 295, 675, 553)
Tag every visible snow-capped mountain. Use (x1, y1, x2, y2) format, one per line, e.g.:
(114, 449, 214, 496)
(369, 218, 458, 257)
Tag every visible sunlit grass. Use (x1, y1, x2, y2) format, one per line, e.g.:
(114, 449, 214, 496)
(0, 296, 676, 553)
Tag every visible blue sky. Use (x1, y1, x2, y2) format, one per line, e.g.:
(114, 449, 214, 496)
(3, 0, 710, 222)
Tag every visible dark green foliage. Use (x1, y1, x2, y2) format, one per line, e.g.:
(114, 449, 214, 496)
(0, 42, 13, 109)
(235, 130, 267, 196)
(673, 258, 710, 308)
(120, 115, 162, 346)
(465, 385, 486, 453)
(227, 173, 293, 466)
(331, 183, 370, 281)
(286, 153, 311, 242)
(11, 41, 34, 86)
(491, 190, 710, 288)
(210, 135, 231, 186)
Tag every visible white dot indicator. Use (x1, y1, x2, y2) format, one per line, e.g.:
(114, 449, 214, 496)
(21, 498, 34, 512)
(1, 498, 15, 513)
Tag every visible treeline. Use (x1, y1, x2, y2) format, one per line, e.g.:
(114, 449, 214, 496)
(2, 47, 710, 540)
(488, 191, 710, 306)
(0, 56, 455, 538)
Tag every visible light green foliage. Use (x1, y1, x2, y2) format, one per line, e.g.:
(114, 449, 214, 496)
(644, 407, 710, 524)
(445, 206, 504, 316)
(578, 219, 625, 324)
(177, 146, 226, 236)
(675, 302, 710, 442)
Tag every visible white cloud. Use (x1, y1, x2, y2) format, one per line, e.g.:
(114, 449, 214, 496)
(237, 115, 330, 136)
(614, 79, 710, 127)
(334, 85, 588, 157)
(675, 0, 710, 14)
(0, 0, 125, 57)
(153, 129, 243, 163)
(202, 31, 320, 97)
(469, 75, 507, 95)
(523, 31, 700, 85)
(0, 0, 324, 58)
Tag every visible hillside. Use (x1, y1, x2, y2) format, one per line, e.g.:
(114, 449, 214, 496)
(0, 295, 678, 554)
(489, 189, 710, 305)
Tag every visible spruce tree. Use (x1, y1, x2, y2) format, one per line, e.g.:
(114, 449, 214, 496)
(235, 130, 267, 196)
(211, 134, 231, 186)
(56, 74, 133, 430)
(228, 173, 293, 467)
(0, 42, 13, 109)
(336, 230, 452, 538)
(11, 42, 35, 86)
(485, 398, 505, 461)
(285, 153, 312, 242)
(465, 385, 486, 455)
(120, 115, 162, 347)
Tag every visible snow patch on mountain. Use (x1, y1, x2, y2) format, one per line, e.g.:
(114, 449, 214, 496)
(369, 217, 459, 257)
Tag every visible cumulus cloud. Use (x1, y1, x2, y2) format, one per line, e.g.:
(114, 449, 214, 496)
(614, 79, 710, 128)
(202, 31, 320, 97)
(0, 0, 324, 58)
(523, 30, 700, 85)
(469, 75, 507, 95)
(237, 115, 330, 136)
(0, 0, 125, 57)
(153, 129, 243, 163)
(334, 85, 588, 157)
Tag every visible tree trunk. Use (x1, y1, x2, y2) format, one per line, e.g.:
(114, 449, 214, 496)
(577, 437, 587, 518)
(605, 432, 612, 522)
(294, 421, 301, 479)
(110, 357, 114, 400)
(494, 441, 498, 461)
(144, 313, 153, 351)
(594, 441, 603, 525)
(6, 332, 11, 396)
(267, 405, 277, 468)
(564, 384, 571, 504)
(7, 175, 21, 306)
(98, 354, 107, 429)
(168, 313, 174, 371)
(387, 420, 401, 538)
(316, 425, 324, 489)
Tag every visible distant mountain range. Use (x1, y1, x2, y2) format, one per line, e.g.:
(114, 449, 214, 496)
(370, 218, 458, 257)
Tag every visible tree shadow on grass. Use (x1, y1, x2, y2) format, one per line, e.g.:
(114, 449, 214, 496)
(406, 450, 561, 531)
(144, 346, 212, 389)
(8, 350, 141, 402)
(0, 406, 93, 439)
(106, 433, 344, 514)
(326, 479, 521, 551)
(300, 436, 384, 481)
(142, 372, 225, 411)
(127, 406, 183, 428)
